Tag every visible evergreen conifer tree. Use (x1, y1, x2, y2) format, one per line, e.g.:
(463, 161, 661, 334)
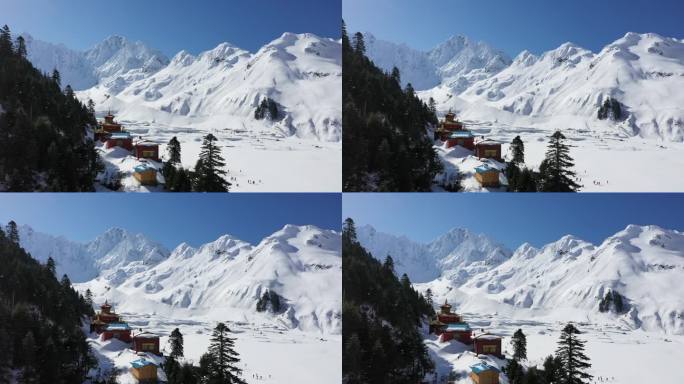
(5, 221, 19, 244)
(193, 134, 230, 192)
(540, 131, 581, 192)
(391, 66, 401, 84)
(169, 328, 184, 359)
(19, 332, 38, 384)
(85, 289, 93, 307)
(510, 136, 525, 164)
(511, 329, 527, 361)
(167, 136, 182, 165)
(52, 69, 61, 87)
(425, 288, 433, 307)
(353, 32, 365, 55)
(15, 35, 27, 58)
(555, 324, 592, 384)
(46, 257, 56, 276)
(383, 255, 395, 274)
(0, 25, 12, 55)
(205, 323, 246, 384)
(342, 218, 357, 242)
(504, 358, 524, 384)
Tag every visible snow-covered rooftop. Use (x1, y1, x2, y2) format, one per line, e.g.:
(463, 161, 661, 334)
(470, 362, 499, 374)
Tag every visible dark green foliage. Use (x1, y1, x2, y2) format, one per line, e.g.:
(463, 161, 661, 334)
(46, 256, 56, 276)
(506, 163, 539, 192)
(0, 222, 96, 383)
(0, 25, 101, 191)
(193, 134, 230, 192)
(511, 135, 525, 164)
(539, 131, 581, 192)
(382, 255, 394, 274)
(5, 221, 18, 244)
(203, 322, 246, 384)
(555, 324, 593, 384)
(504, 358, 525, 384)
(511, 328, 528, 361)
(425, 288, 433, 307)
(342, 217, 435, 383)
(254, 98, 278, 120)
(342, 25, 442, 191)
(597, 97, 622, 121)
(167, 136, 182, 165)
(255, 289, 282, 313)
(543, 355, 563, 384)
(598, 290, 625, 313)
(170, 327, 184, 359)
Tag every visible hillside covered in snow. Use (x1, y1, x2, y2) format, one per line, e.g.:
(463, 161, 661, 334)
(25, 32, 341, 142)
(358, 224, 684, 335)
(18, 224, 341, 334)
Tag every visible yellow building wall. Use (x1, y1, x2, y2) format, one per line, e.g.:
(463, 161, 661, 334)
(134, 170, 157, 186)
(131, 365, 157, 380)
(470, 371, 499, 384)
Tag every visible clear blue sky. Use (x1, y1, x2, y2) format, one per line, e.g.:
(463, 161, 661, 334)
(343, 193, 684, 250)
(3, 0, 341, 56)
(0, 194, 341, 249)
(344, 0, 684, 56)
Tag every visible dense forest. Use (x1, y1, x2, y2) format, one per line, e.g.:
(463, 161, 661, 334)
(342, 218, 435, 383)
(0, 25, 101, 191)
(0, 221, 96, 383)
(342, 22, 442, 192)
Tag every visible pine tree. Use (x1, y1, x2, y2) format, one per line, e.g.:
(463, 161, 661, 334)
(167, 136, 182, 165)
(540, 131, 581, 192)
(5, 221, 19, 244)
(543, 355, 564, 384)
(383, 255, 395, 274)
(46, 257, 56, 276)
(425, 288, 433, 307)
(169, 328, 184, 359)
(52, 69, 61, 87)
(87, 99, 96, 116)
(504, 358, 524, 384)
(428, 97, 437, 115)
(555, 324, 592, 384)
(15, 35, 27, 58)
(342, 218, 357, 243)
(391, 66, 401, 84)
(85, 289, 93, 308)
(205, 322, 246, 384)
(353, 32, 365, 55)
(0, 25, 12, 55)
(193, 134, 230, 192)
(60, 274, 72, 290)
(511, 329, 527, 361)
(510, 136, 525, 164)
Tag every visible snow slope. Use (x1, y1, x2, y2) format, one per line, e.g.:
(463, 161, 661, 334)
(359, 224, 684, 335)
(421, 32, 684, 142)
(23, 34, 168, 92)
(18, 225, 169, 283)
(356, 224, 511, 283)
(19, 224, 341, 334)
(364, 33, 511, 93)
(79, 33, 341, 142)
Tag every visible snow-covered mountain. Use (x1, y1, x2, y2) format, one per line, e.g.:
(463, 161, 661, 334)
(24, 32, 341, 142)
(364, 33, 512, 93)
(356, 224, 512, 284)
(81, 33, 342, 141)
(363, 224, 684, 335)
(18, 225, 170, 283)
(23, 34, 169, 93)
(420, 32, 684, 142)
(18, 224, 341, 334)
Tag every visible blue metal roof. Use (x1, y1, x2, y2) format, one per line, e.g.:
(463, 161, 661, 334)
(134, 164, 156, 173)
(470, 363, 499, 374)
(105, 322, 131, 331)
(130, 359, 156, 368)
(475, 165, 499, 174)
(446, 322, 471, 332)
(449, 131, 474, 138)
